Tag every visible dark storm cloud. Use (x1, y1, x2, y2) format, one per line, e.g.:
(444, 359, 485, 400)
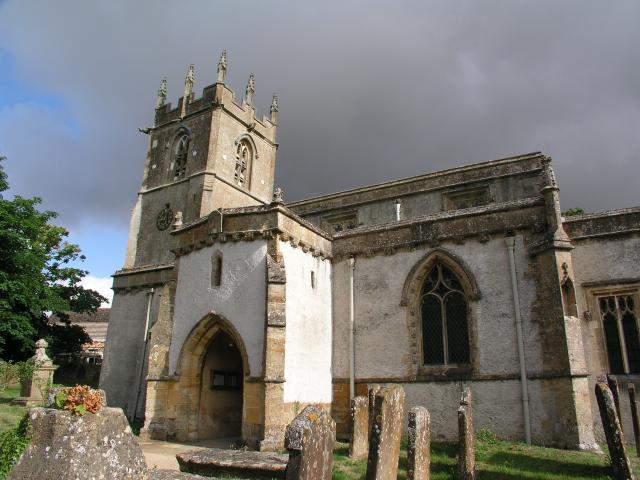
(0, 0, 638, 229)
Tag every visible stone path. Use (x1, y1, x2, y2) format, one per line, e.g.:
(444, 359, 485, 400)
(139, 437, 237, 471)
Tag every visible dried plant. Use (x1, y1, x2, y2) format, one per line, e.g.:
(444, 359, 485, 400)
(54, 385, 103, 416)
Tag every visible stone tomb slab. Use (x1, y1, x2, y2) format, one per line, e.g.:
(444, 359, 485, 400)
(176, 448, 288, 479)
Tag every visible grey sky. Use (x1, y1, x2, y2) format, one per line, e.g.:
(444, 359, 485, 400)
(1, 0, 639, 235)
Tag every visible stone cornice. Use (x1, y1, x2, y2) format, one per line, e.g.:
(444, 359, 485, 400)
(287, 151, 544, 215)
(563, 206, 640, 241)
(331, 197, 546, 260)
(173, 202, 332, 240)
(171, 205, 333, 259)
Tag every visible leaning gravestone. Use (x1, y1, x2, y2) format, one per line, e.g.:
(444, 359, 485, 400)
(628, 383, 640, 457)
(349, 395, 369, 460)
(407, 406, 430, 480)
(365, 385, 405, 480)
(608, 375, 623, 432)
(8, 406, 148, 479)
(457, 387, 475, 480)
(284, 405, 335, 480)
(595, 382, 635, 480)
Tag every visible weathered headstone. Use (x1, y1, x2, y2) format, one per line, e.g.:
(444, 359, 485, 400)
(457, 387, 475, 480)
(284, 405, 335, 480)
(595, 381, 635, 480)
(608, 375, 623, 432)
(368, 384, 381, 440)
(12, 339, 58, 407)
(407, 406, 430, 480)
(629, 383, 640, 457)
(349, 395, 369, 459)
(365, 385, 405, 480)
(8, 407, 148, 479)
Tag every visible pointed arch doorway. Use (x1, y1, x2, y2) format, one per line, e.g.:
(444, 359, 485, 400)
(198, 330, 244, 439)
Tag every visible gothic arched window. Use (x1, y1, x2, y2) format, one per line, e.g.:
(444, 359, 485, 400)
(173, 135, 189, 180)
(421, 262, 470, 365)
(235, 140, 252, 187)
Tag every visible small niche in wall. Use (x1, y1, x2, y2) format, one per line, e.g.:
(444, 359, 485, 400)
(311, 271, 316, 289)
(211, 251, 223, 288)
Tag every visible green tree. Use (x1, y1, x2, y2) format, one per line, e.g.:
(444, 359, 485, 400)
(0, 157, 105, 361)
(562, 207, 585, 217)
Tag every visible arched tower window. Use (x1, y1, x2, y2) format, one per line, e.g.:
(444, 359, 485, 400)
(211, 251, 223, 288)
(421, 262, 470, 365)
(174, 135, 189, 180)
(234, 140, 252, 187)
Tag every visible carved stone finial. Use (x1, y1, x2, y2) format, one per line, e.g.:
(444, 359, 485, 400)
(217, 50, 227, 83)
(245, 73, 255, 105)
(156, 78, 167, 108)
(172, 210, 184, 229)
(541, 155, 557, 189)
(272, 187, 284, 204)
(33, 338, 52, 366)
(270, 94, 279, 124)
(181, 65, 195, 118)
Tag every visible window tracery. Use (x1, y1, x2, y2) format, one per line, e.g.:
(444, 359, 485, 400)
(599, 293, 640, 374)
(421, 262, 470, 365)
(235, 141, 252, 187)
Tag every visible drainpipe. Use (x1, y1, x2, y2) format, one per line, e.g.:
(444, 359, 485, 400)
(215, 208, 224, 233)
(505, 236, 532, 444)
(348, 257, 356, 401)
(133, 287, 154, 421)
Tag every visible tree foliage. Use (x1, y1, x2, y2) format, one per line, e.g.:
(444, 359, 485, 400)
(0, 158, 105, 361)
(562, 207, 585, 217)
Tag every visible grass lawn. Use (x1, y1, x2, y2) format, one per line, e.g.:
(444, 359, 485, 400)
(334, 438, 640, 480)
(2, 383, 640, 479)
(0, 387, 27, 435)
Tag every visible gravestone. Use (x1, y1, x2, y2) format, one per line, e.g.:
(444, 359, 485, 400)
(349, 395, 369, 460)
(608, 375, 623, 432)
(407, 406, 430, 480)
(12, 339, 58, 407)
(284, 405, 335, 480)
(628, 383, 640, 457)
(457, 387, 475, 480)
(365, 385, 405, 480)
(8, 407, 148, 479)
(595, 382, 635, 480)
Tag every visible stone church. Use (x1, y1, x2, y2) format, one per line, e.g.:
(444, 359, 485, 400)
(100, 52, 640, 451)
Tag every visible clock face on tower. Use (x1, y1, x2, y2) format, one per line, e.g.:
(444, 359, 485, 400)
(156, 204, 173, 231)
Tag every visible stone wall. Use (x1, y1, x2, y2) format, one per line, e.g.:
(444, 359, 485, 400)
(281, 240, 332, 404)
(564, 208, 640, 443)
(168, 240, 268, 377)
(100, 287, 162, 419)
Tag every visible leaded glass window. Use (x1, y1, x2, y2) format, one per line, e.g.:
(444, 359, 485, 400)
(599, 294, 640, 374)
(173, 135, 189, 179)
(421, 263, 470, 365)
(235, 141, 251, 187)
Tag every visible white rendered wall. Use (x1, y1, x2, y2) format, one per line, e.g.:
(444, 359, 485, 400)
(281, 241, 333, 403)
(169, 240, 267, 377)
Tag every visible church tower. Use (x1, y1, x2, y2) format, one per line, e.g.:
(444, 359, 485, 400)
(101, 52, 280, 420)
(124, 51, 279, 268)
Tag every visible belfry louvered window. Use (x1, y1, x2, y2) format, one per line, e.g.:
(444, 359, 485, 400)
(600, 294, 640, 374)
(173, 135, 189, 179)
(421, 263, 470, 365)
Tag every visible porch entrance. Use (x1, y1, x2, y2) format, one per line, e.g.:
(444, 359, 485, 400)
(198, 331, 244, 439)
